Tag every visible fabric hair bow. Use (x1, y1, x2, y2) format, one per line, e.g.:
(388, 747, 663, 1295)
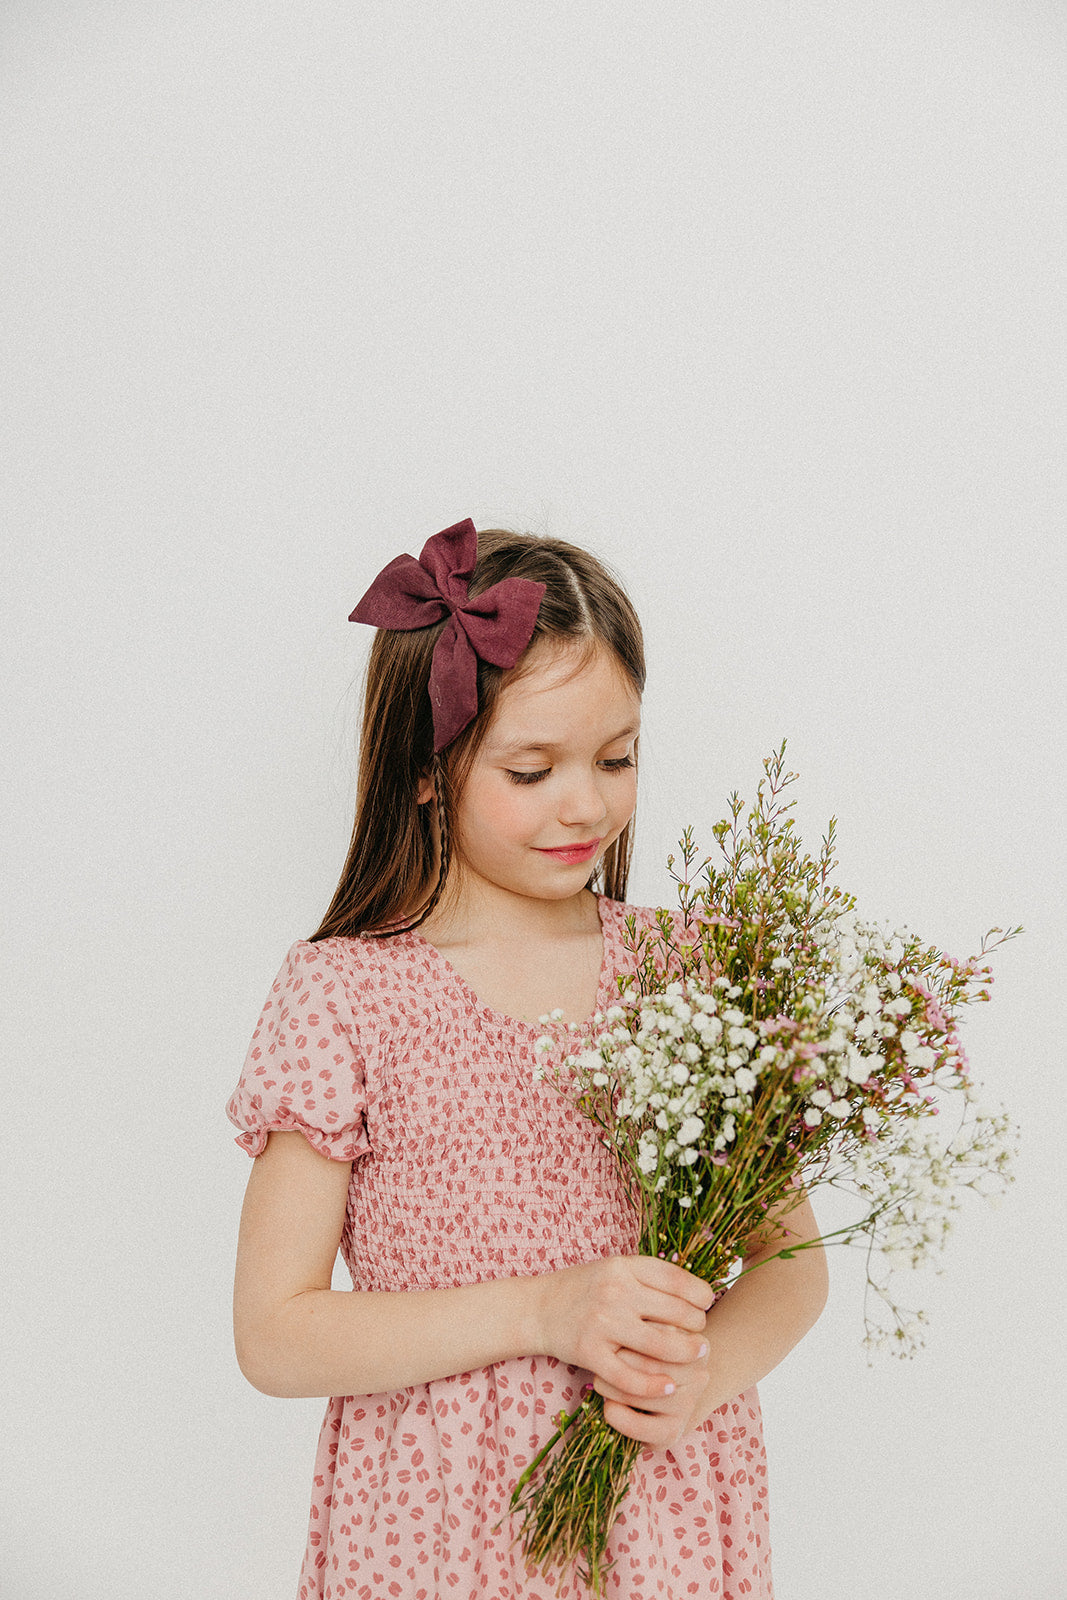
(348, 518, 546, 752)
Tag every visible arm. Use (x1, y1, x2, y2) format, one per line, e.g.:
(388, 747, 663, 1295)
(233, 1130, 716, 1401)
(593, 1189, 829, 1445)
(233, 1130, 540, 1397)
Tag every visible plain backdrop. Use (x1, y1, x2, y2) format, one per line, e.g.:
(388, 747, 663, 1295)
(2, 4, 1064, 1597)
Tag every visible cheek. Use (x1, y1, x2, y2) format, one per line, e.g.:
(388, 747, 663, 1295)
(459, 781, 535, 847)
(612, 772, 638, 824)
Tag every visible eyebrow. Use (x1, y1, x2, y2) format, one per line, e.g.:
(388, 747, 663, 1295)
(491, 723, 641, 758)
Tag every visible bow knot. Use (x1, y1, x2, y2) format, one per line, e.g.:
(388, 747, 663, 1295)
(349, 519, 546, 751)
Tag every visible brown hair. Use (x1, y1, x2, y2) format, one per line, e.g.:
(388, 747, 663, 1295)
(309, 527, 645, 941)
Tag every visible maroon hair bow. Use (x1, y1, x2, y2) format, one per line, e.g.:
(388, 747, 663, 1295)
(348, 518, 546, 752)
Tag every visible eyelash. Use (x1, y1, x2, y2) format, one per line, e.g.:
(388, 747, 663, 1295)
(505, 757, 635, 787)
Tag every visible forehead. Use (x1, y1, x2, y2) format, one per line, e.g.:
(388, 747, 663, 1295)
(483, 643, 640, 754)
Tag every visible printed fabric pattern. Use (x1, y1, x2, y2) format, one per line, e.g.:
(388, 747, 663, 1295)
(227, 895, 774, 1599)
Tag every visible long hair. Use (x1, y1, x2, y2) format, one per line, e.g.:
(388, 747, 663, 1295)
(309, 527, 645, 941)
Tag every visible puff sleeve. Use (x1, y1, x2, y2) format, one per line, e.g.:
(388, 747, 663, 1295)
(226, 940, 373, 1162)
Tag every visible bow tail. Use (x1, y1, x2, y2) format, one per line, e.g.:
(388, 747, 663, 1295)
(427, 617, 480, 752)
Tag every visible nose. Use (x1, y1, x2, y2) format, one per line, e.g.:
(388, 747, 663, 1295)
(556, 766, 612, 832)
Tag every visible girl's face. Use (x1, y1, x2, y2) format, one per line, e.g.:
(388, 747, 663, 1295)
(442, 641, 641, 914)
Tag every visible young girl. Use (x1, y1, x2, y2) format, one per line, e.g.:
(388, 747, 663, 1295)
(228, 519, 828, 1600)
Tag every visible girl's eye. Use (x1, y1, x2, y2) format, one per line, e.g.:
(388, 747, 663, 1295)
(505, 768, 551, 786)
(504, 756, 635, 787)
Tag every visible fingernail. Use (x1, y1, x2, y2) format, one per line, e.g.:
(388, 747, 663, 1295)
(664, 1382, 676, 1394)
(698, 1341, 709, 1358)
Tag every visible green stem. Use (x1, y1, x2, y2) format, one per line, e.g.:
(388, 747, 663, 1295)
(508, 1396, 591, 1502)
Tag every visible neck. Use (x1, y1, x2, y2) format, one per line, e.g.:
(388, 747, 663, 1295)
(414, 881, 601, 952)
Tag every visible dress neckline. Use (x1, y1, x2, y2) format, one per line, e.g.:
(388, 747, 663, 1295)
(400, 892, 615, 1034)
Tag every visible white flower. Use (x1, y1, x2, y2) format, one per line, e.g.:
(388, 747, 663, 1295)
(534, 1035, 554, 1055)
(734, 1066, 757, 1094)
(771, 955, 791, 970)
(809, 1088, 832, 1108)
(828, 1098, 852, 1119)
(678, 1195, 693, 1208)
(803, 1108, 822, 1128)
(677, 1115, 704, 1146)
(899, 1029, 919, 1051)
(845, 1049, 873, 1086)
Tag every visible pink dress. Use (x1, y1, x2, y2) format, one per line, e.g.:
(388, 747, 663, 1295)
(227, 894, 774, 1600)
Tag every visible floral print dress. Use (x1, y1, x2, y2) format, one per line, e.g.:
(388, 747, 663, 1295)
(227, 894, 774, 1599)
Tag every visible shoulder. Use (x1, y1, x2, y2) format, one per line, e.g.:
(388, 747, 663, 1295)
(298, 931, 447, 1028)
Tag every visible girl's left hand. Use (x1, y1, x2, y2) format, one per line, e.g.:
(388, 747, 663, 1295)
(592, 1333, 713, 1449)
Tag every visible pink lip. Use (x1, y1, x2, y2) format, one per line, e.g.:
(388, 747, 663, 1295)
(536, 839, 602, 862)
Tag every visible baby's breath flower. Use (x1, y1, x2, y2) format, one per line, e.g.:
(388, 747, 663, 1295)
(511, 748, 1019, 1588)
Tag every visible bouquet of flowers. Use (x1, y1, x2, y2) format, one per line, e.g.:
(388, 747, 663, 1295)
(506, 743, 1019, 1594)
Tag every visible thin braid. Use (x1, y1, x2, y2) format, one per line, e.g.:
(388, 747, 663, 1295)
(391, 752, 452, 935)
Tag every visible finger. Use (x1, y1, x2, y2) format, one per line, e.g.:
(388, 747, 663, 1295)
(635, 1255, 716, 1310)
(601, 1397, 680, 1449)
(614, 1346, 695, 1381)
(594, 1375, 672, 1414)
(624, 1317, 709, 1368)
(637, 1285, 711, 1335)
(613, 1346, 668, 1377)
(601, 1351, 680, 1401)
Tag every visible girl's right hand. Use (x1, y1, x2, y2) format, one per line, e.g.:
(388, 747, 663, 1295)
(533, 1254, 714, 1403)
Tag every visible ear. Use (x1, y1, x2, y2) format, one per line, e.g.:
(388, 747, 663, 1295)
(416, 775, 435, 805)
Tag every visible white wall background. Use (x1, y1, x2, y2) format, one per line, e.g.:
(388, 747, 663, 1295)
(2, 4, 1064, 1597)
